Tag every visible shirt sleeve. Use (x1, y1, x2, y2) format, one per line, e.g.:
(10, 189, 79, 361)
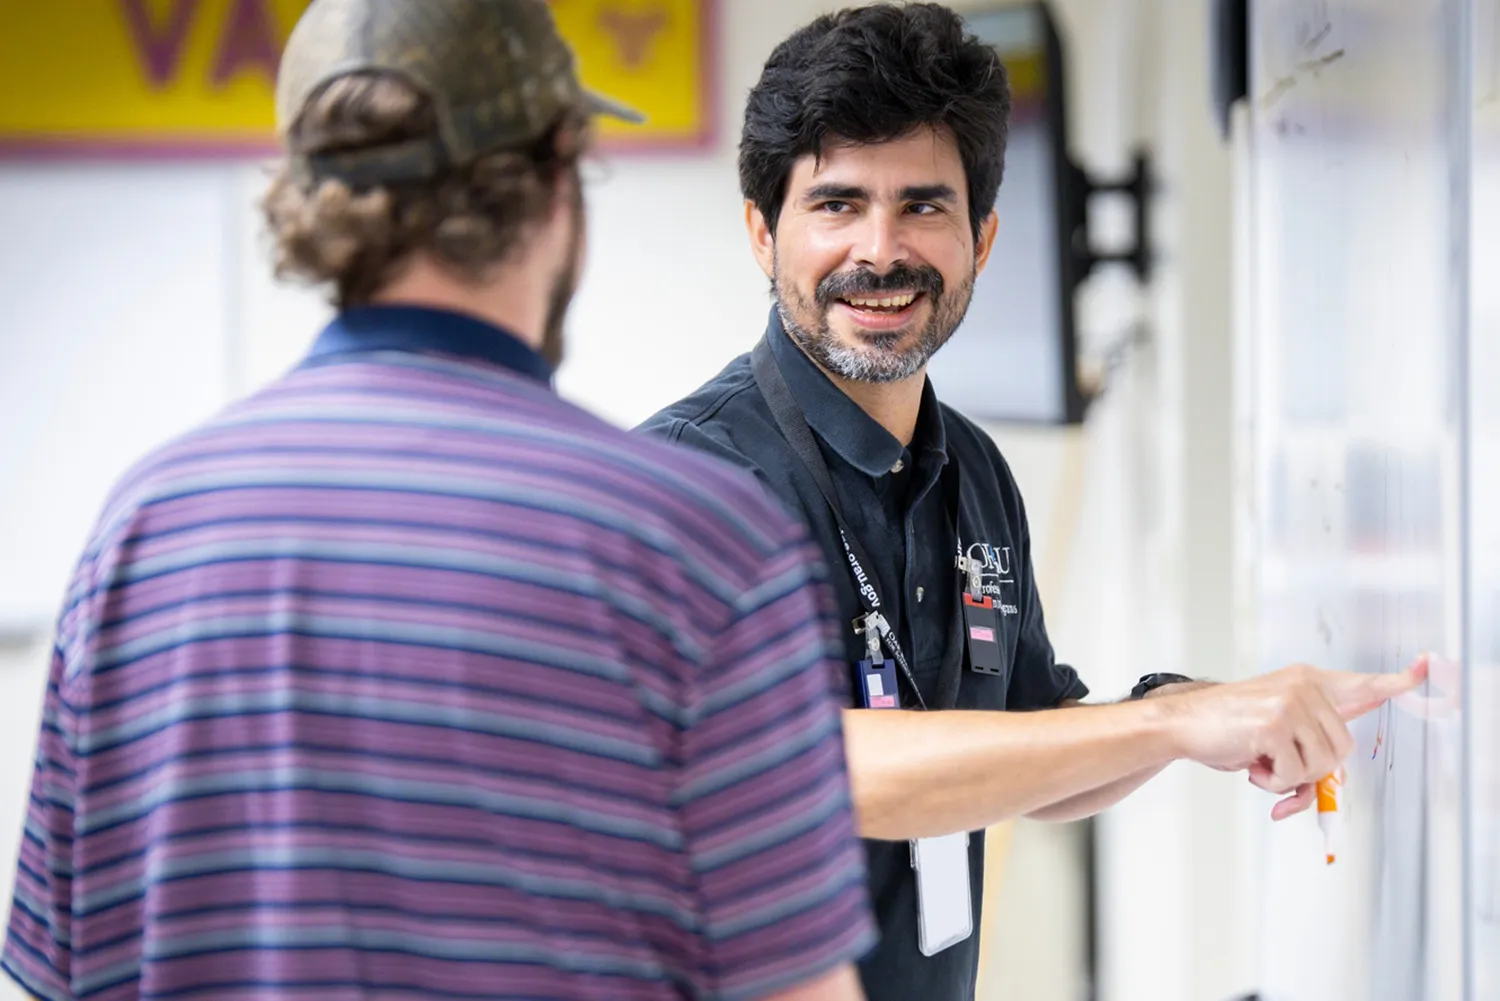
(3, 646, 79, 1001)
(676, 514, 876, 1001)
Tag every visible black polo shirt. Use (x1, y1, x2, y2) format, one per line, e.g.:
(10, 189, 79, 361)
(636, 311, 1088, 1001)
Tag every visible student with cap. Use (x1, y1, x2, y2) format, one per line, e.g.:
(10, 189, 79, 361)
(1, 2, 875, 998)
(638, 5, 1428, 1000)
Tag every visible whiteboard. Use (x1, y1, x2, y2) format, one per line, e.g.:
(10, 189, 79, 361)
(1467, 1, 1500, 997)
(1243, 1, 1477, 1000)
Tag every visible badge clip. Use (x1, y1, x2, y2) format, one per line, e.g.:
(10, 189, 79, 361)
(854, 611, 886, 661)
(955, 553, 984, 598)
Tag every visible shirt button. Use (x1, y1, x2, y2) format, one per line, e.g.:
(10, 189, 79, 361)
(916, 587, 925, 602)
(891, 458, 905, 473)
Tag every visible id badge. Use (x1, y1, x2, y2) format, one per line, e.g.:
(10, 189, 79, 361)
(962, 594, 1005, 676)
(858, 658, 900, 709)
(912, 832, 973, 956)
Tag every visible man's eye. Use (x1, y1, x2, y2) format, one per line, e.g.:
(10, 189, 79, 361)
(821, 201, 851, 213)
(909, 203, 940, 215)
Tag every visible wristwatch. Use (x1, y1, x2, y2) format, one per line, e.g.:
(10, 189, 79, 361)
(1130, 673, 1195, 700)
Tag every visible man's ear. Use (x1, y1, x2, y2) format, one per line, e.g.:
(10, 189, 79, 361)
(544, 167, 584, 253)
(974, 210, 999, 276)
(744, 200, 775, 279)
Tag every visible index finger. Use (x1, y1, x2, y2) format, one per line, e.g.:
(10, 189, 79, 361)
(1329, 655, 1431, 720)
(1270, 782, 1317, 822)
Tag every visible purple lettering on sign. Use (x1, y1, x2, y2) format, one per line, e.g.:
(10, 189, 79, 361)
(120, 0, 201, 87)
(597, 4, 669, 70)
(211, 0, 282, 87)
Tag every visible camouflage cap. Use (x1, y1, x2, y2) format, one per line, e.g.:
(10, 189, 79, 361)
(275, 0, 643, 187)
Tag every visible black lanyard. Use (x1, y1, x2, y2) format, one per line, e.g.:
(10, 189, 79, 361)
(751, 338, 967, 711)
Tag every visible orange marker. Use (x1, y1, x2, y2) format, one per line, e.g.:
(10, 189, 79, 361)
(1317, 768, 1345, 864)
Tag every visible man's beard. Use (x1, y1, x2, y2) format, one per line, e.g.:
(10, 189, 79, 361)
(773, 255, 976, 384)
(539, 175, 585, 369)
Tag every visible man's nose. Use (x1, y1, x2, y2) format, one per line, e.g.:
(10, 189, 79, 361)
(849, 209, 911, 274)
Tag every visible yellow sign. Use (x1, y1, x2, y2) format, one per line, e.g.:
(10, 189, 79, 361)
(553, 0, 715, 148)
(0, 0, 716, 156)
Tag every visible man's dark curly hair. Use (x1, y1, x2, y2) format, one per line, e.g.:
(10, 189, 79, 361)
(739, 2, 1011, 242)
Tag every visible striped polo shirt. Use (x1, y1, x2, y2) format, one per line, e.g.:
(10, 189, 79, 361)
(3, 306, 876, 1001)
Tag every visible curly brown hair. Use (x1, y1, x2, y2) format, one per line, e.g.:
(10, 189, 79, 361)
(262, 73, 585, 309)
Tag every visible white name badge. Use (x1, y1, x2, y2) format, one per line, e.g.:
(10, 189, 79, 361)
(912, 832, 974, 956)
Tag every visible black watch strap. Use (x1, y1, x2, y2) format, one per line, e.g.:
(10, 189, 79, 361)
(1130, 673, 1195, 700)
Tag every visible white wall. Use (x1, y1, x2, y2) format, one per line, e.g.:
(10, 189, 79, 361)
(1096, 2, 1266, 1000)
(0, 2, 1254, 1001)
(1086, 2, 1262, 1000)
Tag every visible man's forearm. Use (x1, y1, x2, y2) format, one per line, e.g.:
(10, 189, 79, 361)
(841, 700, 1183, 840)
(1021, 683, 1213, 822)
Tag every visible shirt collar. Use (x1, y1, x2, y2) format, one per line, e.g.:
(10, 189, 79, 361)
(305, 305, 554, 386)
(765, 308, 948, 478)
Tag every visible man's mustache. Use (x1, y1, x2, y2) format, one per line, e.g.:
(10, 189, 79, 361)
(815, 265, 944, 305)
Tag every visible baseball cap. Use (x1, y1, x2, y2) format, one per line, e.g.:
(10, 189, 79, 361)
(275, 0, 644, 187)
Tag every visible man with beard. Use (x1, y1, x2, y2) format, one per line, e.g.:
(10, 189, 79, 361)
(639, 5, 1426, 1000)
(0, 2, 878, 1000)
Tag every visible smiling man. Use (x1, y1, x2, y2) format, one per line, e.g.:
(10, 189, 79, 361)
(638, 5, 1425, 1000)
